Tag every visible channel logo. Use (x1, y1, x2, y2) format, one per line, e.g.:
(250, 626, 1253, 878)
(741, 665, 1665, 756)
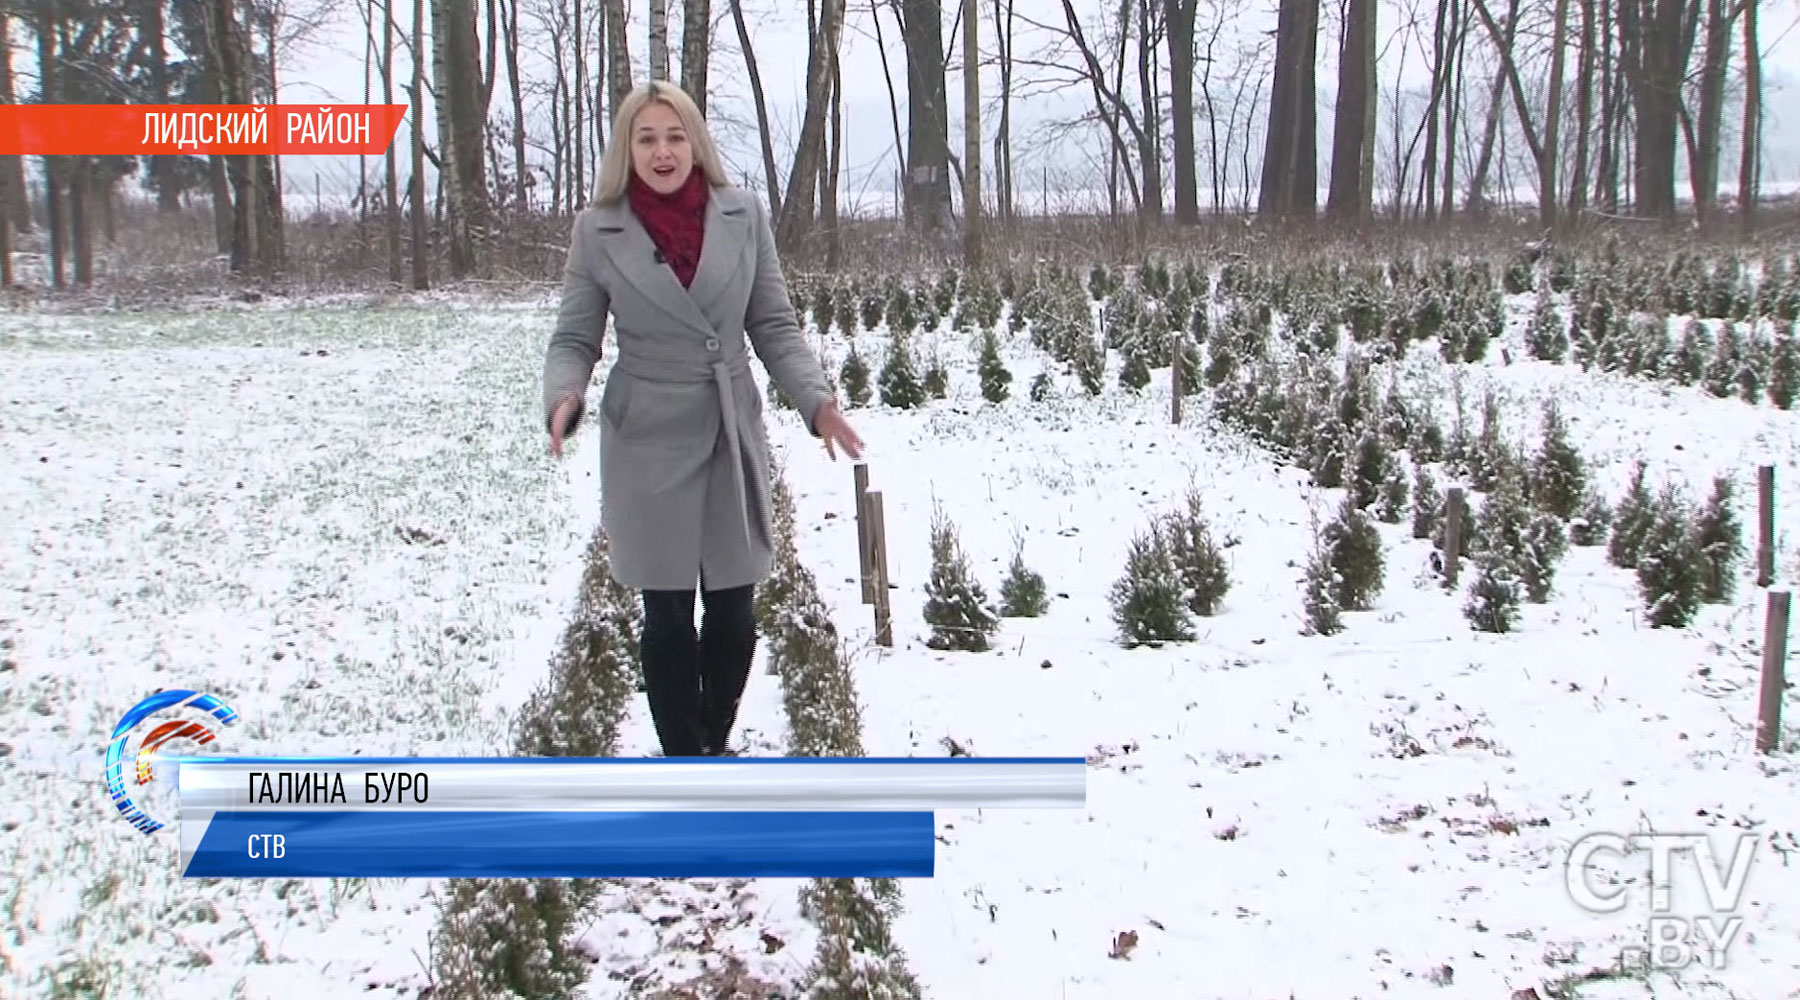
(104, 690, 238, 835)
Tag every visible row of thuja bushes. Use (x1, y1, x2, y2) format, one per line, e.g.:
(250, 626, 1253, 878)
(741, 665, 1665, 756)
(425, 467, 922, 999)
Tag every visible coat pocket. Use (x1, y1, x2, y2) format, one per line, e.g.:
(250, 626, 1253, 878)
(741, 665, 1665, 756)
(600, 375, 633, 430)
(612, 376, 720, 446)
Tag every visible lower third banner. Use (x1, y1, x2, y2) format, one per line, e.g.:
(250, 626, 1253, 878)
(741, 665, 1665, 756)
(174, 757, 1088, 879)
(185, 810, 935, 878)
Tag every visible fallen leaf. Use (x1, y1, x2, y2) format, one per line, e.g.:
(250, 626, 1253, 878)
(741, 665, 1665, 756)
(1109, 929, 1138, 960)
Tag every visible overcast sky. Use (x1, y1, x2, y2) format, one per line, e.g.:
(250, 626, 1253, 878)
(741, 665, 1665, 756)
(271, 0, 1800, 211)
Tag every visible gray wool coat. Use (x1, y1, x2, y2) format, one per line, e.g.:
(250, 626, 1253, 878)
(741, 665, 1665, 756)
(540, 184, 831, 593)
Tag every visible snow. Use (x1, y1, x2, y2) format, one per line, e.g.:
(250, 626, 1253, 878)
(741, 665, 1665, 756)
(4, 277, 1800, 999)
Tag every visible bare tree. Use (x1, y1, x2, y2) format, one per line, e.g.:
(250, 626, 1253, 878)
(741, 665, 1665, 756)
(1541, 0, 1572, 230)
(498, 0, 528, 212)
(606, 0, 632, 122)
(870, 0, 911, 222)
(1681, 0, 1732, 225)
(141, 0, 177, 214)
(1737, 0, 1759, 234)
(1257, 0, 1318, 218)
(824, 31, 842, 264)
(1567, 0, 1597, 220)
(991, 0, 1016, 225)
(382, 0, 403, 282)
(1164, 0, 1197, 223)
(680, 0, 711, 110)
(409, 0, 430, 288)
(0, 6, 25, 233)
(963, 0, 982, 264)
(1620, 0, 1699, 219)
(1050, 0, 1146, 219)
(776, 0, 846, 251)
(649, 0, 670, 79)
(35, 0, 65, 288)
(1326, 0, 1375, 221)
(901, 0, 955, 234)
(1133, 0, 1165, 221)
(208, 0, 282, 275)
(726, 0, 781, 215)
(433, 0, 489, 276)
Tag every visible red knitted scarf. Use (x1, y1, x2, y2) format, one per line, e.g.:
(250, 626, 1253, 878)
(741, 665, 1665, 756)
(629, 167, 709, 288)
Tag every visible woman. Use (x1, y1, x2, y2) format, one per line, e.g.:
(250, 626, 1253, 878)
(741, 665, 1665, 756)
(541, 80, 864, 758)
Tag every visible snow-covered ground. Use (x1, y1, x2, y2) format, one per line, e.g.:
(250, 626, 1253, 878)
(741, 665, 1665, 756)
(4, 280, 1800, 999)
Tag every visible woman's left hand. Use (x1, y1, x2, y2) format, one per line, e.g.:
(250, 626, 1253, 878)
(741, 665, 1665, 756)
(813, 400, 864, 461)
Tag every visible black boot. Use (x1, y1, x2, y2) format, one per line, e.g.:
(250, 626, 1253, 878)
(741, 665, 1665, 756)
(639, 588, 707, 757)
(697, 584, 757, 756)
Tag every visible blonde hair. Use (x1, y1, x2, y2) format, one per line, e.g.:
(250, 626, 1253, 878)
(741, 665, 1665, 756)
(592, 80, 730, 206)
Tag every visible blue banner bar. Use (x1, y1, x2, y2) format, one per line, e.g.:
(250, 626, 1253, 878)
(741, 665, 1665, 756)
(183, 810, 936, 878)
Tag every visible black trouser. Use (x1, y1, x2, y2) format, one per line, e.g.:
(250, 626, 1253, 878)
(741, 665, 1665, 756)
(639, 583, 757, 757)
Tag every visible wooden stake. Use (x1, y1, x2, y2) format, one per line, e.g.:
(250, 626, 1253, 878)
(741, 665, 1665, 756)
(1758, 465, 1775, 588)
(868, 491, 893, 647)
(1444, 487, 1466, 587)
(1170, 336, 1183, 425)
(854, 463, 873, 603)
(1758, 588, 1791, 754)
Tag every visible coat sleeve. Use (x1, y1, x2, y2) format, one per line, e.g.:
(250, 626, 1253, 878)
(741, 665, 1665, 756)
(742, 194, 832, 436)
(541, 211, 611, 437)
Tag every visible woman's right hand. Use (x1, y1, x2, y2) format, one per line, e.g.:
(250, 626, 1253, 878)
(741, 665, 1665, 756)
(549, 396, 580, 457)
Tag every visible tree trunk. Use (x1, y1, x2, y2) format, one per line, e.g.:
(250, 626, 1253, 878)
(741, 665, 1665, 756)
(500, 0, 528, 212)
(382, 0, 404, 282)
(825, 45, 842, 266)
(606, 0, 633, 124)
(70, 156, 92, 287)
(410, 0, 430, 289)
(680, 0, 711, 111)
(727, 0, 782, 215)
(1419, 0, 1448, 220)
(776, 0, 846, 251)
(963, 0, 982, 264)
(1540, 0, 1571, 230)
(0, 9, 26, 232)
(649, 0, 670, 80)
(1108, 0, 1131, 218)
(994, 0, 1015, 225)
(140, 0, 178, 214)
(1685, 0, 1730, 225)
(902, 0, 955, 234)
(433, 0, 487, 277)
(1738, 0, 1760, 235)
(1199, 14, 1226, 212)
(1133, 0, 1164, 222)
(1464, 0, 1521, 216)
(1597, 0, 1621, 211)
(1567, 0, 1597, 220)
(206, 0, 257, 274)
(1358, 0, 1376, 211)
(265, 9, 285, 223)
(37, 0, 64, 287)
(1326, 0, 1374, 221)
(1440, 0, 1466, 216)
(1256, 0, 1319, 219)
(871, 0, 911, 223)
(1622, 0, 1697, 219)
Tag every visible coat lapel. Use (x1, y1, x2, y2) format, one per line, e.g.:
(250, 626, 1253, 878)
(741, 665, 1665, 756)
(592, 188, 752, 338)
(686, 194, 751, 320)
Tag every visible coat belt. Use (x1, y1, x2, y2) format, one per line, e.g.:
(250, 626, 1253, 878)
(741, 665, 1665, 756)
(611, 348, 757, 556)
